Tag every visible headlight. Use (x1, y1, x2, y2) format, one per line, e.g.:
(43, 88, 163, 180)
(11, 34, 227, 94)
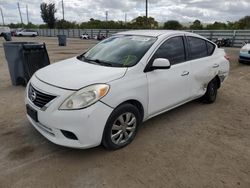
(59, 84, 109, 110)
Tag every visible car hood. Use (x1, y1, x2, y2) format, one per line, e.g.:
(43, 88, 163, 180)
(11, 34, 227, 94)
(35, 57, 127, 90)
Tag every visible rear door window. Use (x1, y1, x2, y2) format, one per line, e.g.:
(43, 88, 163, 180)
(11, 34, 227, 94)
(206, 41, 215, 55)
(187, 36, 207, 60)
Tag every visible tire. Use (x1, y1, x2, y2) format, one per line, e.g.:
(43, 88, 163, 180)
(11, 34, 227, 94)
(102, 103, 141, 150)
(202, 79, 218, 104)
(239, 59, 244, 64)
(18, 34, 22, 37)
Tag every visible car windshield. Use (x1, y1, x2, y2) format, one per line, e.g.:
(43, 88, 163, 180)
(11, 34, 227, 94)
(78, 35, 157, 67)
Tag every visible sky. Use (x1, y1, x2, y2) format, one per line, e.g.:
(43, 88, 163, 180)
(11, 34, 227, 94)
(0, 0, 250, 24)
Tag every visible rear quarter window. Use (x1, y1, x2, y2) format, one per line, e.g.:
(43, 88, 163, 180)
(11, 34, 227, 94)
(206, 41, 215, 55)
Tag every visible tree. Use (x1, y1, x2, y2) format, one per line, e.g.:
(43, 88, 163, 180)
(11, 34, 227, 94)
(237, 16, 250, 29)
(56, 19, 78, 29)
(26, 22, 38, 29)
(40, 3, 57, 29)
(131, 16, 158, 29)
(8, 23, 24, 28)
(206, 22, 227, 30)
(8, 22, 38, 29)
(164, 20, 183, 30)
(190, 20, 203, 30)
(227, 21, 238, 30)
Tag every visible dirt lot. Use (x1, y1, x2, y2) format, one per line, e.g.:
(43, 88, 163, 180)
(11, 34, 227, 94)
(0, 37, 250, 188)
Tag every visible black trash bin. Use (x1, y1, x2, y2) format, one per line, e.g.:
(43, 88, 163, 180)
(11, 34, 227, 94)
(2, 32, 12, 41)
(57, 35, 67, 46)
(3, 42, 50, 86)
(22, 43, 50, 83)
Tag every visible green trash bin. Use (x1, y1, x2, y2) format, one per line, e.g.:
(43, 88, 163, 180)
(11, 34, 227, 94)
(57, 35, 67, 46)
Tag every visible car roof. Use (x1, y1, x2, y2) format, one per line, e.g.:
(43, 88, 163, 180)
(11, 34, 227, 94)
(116, 30, 198, 38)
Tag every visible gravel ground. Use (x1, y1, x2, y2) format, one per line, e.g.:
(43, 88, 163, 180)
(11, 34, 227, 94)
(0, 37, 250, 188)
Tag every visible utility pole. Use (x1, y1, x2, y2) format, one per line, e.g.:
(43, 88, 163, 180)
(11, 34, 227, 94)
(105, 11, 108, 22)
(17, 2, 23, 26)
(62, 0, 65, 20)
(26, 5, 29, 24)
(0, 7, 5, 26)
(125, 12, 127, 25)
(145, 0, 148, 27)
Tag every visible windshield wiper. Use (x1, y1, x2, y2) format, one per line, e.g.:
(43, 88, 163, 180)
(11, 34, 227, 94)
(85, 58, 118, 67)
(90, 59, 113, 67)
(80, 55, 123, 67)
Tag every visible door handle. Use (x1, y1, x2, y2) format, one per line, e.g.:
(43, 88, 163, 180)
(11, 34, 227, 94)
(181, 71, 189, 76)
(213, 64, 219, 68)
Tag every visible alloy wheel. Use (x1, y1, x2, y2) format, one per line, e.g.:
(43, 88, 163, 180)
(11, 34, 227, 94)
(111, 112, 137, 145)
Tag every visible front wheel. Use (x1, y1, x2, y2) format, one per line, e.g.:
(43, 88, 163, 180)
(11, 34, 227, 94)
(202, 79, 218, 104)
(102, 103, 141, 150)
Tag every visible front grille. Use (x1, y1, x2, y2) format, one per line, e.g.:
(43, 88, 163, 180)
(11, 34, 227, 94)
(28, 84, 56, 108)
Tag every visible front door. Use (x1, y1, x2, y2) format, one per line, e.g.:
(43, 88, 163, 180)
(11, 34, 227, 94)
(146, 36, 191, 116)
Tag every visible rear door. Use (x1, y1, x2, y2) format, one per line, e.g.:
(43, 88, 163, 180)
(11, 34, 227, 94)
(186, 36, 217, 97)
(26, 30, 33, 36)
(146, 36, 191, 116)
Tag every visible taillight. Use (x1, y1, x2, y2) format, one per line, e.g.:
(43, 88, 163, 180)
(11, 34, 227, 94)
(224, 54, 230, 60)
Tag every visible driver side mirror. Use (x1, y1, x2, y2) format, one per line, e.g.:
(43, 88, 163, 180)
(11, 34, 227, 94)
(151, 58, 171, 70)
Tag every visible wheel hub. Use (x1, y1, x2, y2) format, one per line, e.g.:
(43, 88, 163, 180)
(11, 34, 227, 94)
(111, 112, 136, 145)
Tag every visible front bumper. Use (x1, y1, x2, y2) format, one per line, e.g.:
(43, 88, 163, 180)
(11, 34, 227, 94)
(25, 76, 113, 149)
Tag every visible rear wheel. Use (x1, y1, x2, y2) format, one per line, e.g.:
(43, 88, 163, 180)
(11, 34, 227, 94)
(202, 79, 218, 104)
(102, 103, 141, 150)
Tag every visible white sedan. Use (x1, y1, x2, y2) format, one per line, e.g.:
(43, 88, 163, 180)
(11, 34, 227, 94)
(239, 43, 250, 63)
(16, 29, 38, 37)
(25, 30, 230, 150)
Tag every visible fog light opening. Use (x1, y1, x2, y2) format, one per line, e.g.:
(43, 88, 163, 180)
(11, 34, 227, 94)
(61, 130, 78, 140)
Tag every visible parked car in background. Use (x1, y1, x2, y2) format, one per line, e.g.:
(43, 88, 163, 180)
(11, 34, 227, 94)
(214, 38, 232, 48)
(16, 29, 38, 37)
(25, 30, 230, 150)
(10, 28, 22, 36)
(241, 40, 250, 47)
(80, 33, 89, 39)
(97, 34, 106, 40)
(239, 43, 250, 63)
(10, 29, 16, 36)
(0, 26, 10, 36)
(93, 34, 106, 40)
